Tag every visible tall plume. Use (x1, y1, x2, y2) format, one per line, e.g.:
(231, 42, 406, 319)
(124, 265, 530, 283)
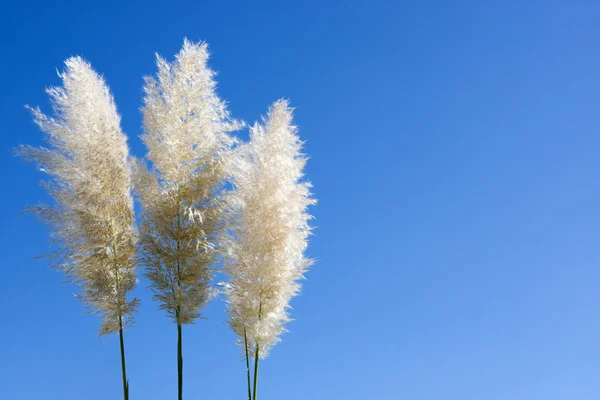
(17, 57, 139, 335)
(134, 39, 241, 400)
(17, 57, 138, 399)
(225, 100, 315, 398)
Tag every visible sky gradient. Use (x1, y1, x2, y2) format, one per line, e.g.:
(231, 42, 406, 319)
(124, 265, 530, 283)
(1, 1, 600, 399)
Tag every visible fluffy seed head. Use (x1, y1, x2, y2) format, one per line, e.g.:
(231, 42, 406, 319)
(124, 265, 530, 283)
(135, 39, 241, 324)
(225, 100, 315, 358)
(17, 57, 139, 335)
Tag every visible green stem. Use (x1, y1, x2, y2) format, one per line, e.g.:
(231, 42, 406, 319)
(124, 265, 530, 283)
(175, 192, 183, 400)
(252, 343, 259, 400)
(251, 300, 262, 400)
(177, 322, 183, 400)
(244, 328, 252, 400)
(113, 243, 129, 400)
(119, 317, 129, 400)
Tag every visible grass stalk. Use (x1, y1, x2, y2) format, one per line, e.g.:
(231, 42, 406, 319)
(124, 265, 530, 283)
(177, 322, 183, 400)
(118, 316, 129, 400)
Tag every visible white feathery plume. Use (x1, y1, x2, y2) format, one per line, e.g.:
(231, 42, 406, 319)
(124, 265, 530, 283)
(17, 57, 138, 399)
(225, 99, 315, 398)
(17, 57, 139, 335)
(134, 39, 241, 399)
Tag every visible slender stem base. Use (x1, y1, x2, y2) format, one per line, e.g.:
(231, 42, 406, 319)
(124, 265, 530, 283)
(119, 323, 129, 400)
(177, 323, 183, 400)
(252, 343, 259, 400)
(244, 328, 252, 400)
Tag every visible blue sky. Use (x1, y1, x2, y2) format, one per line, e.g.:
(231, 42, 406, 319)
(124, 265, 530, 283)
(1, 1, 600, 399)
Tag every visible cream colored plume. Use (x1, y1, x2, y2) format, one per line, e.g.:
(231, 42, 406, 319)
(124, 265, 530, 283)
(135, 39, 241, 324)
(18, 57, 139, 335)
(225, 100, 315, 358)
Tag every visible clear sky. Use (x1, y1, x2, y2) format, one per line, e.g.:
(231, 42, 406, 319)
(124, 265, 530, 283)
(1, 1, 600, 399)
